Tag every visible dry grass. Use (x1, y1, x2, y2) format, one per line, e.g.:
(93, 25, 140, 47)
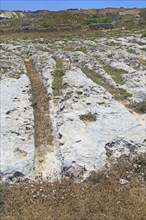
(0, 156, 146, 220)
(0, 27, 140, 43)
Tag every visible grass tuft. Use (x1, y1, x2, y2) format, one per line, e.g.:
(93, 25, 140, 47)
(141, 32, 146, 38)
(103, 64, 126, 85)
(81, 66, 132, 102)
(129, 101, 146, 114)
(52, 56, 65, 96)
(80, 112, 96, 123)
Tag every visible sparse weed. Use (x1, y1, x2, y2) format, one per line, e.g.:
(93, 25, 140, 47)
(77, 47, 87, 54)
(103, 64, 126, 85)
(52, 56, 65, 96)
(114, 88, 133, 100)
(107, 41, 121, 46)
(40, 60, 46, 64)
(52, 69, 65, 96)
(81, 66, 132, 103)
(35, 46, 50, 52)
(141, 48, 146, 52)
(141, 32, 146, 38)
(133, 152, 146, 174)
(80, 112, 96, 123)
(131, 39, 145, 46)
(127, 48, 136, 54)
(107, 53, 113, 58)
(129, 101, 146, 114)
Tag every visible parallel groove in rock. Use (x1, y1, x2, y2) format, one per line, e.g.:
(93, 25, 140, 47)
(24, 59, 53, 178)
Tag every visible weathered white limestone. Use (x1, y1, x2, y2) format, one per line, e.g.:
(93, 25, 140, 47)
(56, 68, 145, 179)
(1, 75, 35, 183)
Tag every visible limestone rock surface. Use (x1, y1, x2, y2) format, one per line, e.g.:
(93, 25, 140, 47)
(56, 68, 145, 179)
(0, 33, 145, 182)
(1, 75, 35, 183)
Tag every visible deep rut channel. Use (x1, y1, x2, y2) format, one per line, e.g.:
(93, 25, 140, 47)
(24, 59, 54, 179)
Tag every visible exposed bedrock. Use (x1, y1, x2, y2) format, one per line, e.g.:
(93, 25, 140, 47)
(56, 68, 145, 179)
(0, 33, 145, 182)
(1, 75, 35, 183)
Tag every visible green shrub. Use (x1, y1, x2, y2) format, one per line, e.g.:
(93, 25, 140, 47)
(99, 16, 114, 23)
(139, 9, 146, 18)
(40, 23, 54, 28)
(83, 16, 114, 25)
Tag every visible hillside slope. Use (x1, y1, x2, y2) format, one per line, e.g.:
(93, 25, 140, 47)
(0, 8, 145, 31)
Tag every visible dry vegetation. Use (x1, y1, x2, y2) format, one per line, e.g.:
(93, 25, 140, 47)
(1, 155, 146, 220)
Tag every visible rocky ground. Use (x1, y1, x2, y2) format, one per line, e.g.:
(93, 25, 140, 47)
(0, 32, 146, 183)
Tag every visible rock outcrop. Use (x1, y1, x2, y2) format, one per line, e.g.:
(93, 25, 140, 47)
(56, 68, 145, 179)
(0, 33, 145, 182)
